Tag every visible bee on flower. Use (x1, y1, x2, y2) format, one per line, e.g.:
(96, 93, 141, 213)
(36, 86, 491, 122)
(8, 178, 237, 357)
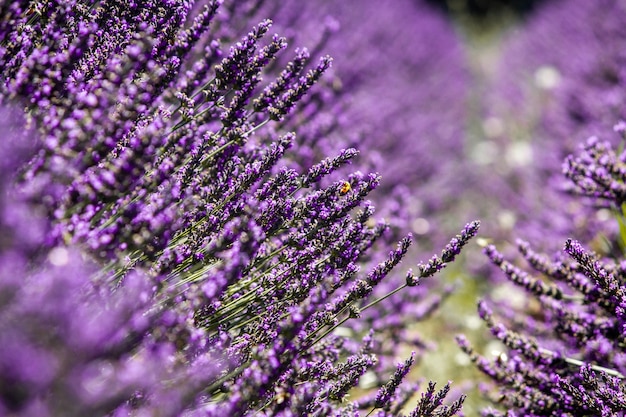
(339, 181, 351, 195)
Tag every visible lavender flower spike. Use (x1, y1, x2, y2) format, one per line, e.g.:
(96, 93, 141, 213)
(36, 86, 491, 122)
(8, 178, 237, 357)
(415, 220, 480, 281)
(373, 352, 415, 410)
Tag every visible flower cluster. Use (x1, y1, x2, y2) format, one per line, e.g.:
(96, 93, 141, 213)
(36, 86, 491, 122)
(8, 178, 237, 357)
(459, 216, 626, 414)
(241, 1, 478, 373)
(251, 0, 472, 243)
(450, 0, 626, 414)
(563, 132, 626, 210)
(459, 42, 626, 417)
(0, 107, 222, 416)
(0, 1, 474, 415)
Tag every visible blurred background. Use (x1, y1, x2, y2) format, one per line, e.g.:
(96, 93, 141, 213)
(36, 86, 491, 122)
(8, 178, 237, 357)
(426, 0, 548, 17)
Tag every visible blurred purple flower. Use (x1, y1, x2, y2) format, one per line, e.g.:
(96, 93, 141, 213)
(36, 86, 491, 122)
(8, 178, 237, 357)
(0, 103, 224, 416)
(473, 0, 626, 249)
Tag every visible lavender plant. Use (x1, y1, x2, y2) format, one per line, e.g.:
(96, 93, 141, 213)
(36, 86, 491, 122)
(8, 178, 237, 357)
(0, 1, 475, 415)
(459, 126, 626, 416)
(245, 1, 477, 373)
(250, 0, 472, 242)
(0, 105, 222, 416)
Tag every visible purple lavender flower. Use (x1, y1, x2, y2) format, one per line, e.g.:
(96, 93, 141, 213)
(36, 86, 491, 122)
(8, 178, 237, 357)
(237, 3, 479, 389)
(460, 138, 626, 415)
(0, 1, 474, 416)
(0, 103, 224, 416)
(248, 0, 471, 242)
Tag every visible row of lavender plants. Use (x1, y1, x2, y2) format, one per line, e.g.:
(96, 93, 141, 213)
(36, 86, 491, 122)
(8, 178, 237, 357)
(1, 0, 625, 415)
(461, 0, 626, 415)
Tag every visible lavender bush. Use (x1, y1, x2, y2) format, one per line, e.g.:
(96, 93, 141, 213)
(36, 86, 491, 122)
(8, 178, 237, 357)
(453, 0, 626, 413)
(0, 105, 222, 416)
(243, 1, 479, 371)
(458, 128, 626, 416)
(0, 1, 474, 415)
(247, 0, 472, 242)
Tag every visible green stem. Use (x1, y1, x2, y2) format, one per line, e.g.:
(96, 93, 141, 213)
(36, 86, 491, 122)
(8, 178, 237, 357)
(360, 284, 407, 312)
(204, 362, 248, 394)
(308, 316, 350, 348)
(538, 347, 625, 378)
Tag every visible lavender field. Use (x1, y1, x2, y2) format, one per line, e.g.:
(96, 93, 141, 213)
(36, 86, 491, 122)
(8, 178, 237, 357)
(1, 0, 626, 416)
